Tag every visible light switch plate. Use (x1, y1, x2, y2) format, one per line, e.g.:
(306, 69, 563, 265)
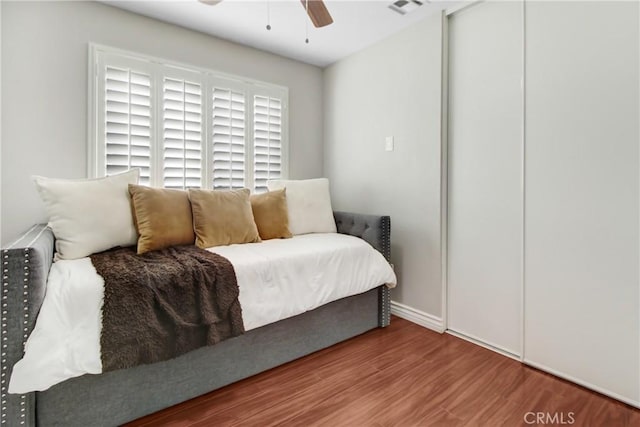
(385, 136, 394, 152)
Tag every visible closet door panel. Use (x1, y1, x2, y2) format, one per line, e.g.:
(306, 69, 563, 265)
(447, 1, 523, 355)
(524, 1, 639, 404)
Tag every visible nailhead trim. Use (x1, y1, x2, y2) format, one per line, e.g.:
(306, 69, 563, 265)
(1, 249, 8, 424)
(380, 216, 391, 327)
(381, 216, 391, 262)
(19, 250, 29, 421)
(1, 246, 32, 424)
(381, 286, 391, 327)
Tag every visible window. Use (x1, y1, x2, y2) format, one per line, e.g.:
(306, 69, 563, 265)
(90, 45, 288, 192)
(162, 76, 203, 189)
(253, 95, 283, 193)
(211, 85, 246, 190)
(103, 64, 153, 185)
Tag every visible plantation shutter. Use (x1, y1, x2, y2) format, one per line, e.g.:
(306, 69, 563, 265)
(253, 95, 283, 193)
(212, 87, 246, 190)
(104, 65, 152, 184)
(162, 77, 203, 189)
(94, 47, 288, 189)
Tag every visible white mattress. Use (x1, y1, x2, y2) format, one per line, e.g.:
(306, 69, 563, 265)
(9, 233, 396, 394)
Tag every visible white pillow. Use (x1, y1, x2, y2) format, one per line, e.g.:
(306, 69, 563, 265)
(267, 178, 337, 235)
(33, 169, 140, 260)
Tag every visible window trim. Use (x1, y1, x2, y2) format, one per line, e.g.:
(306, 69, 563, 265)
(88, 43, 289, 190)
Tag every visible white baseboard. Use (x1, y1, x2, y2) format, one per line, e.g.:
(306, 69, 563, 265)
(446, 329, 521, 361)
(523, 359, 640, 410)
(390, 301, 445, 333)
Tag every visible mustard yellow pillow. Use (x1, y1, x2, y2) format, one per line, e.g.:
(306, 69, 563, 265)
(250, 189, 292, 240)
(188, 188, 261, 248)
(128, 184, 195, 255)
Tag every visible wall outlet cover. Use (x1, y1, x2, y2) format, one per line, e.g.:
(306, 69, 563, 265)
(385, 136, 394, 151)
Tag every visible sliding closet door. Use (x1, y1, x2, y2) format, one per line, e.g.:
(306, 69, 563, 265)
(447, 1, 523, 356)
(524, 1, 639, 405)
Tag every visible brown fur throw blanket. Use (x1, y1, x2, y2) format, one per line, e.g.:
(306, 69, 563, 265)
(90, 245, 244, 372)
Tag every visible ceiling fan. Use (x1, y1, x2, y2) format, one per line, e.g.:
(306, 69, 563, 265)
(198, 0, 334, 28)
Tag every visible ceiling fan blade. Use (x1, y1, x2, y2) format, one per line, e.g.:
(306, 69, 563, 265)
(198, 0, 223, 5)
(300, 0, 334, 28)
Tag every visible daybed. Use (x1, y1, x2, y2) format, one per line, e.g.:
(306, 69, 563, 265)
(1, 211, 392, 427)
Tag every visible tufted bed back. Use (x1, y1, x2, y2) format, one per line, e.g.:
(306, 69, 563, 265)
(333, 211, 391, 262)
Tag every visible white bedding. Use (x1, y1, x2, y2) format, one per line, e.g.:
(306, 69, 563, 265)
(9, 233, 396, 394)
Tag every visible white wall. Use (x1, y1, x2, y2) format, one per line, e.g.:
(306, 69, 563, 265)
(1, 1, 324, 244)
(323, 13, 444, 317)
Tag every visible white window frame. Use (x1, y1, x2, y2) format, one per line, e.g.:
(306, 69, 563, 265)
(88, 43, 289, 191)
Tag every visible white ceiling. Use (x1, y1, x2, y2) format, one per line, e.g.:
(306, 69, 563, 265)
(102, 0, 463, 67)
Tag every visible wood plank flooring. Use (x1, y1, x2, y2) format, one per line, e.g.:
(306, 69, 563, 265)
(125, 317, 640, 426)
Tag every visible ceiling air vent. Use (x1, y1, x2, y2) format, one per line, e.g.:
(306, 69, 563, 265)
(389, 0, 424, 15)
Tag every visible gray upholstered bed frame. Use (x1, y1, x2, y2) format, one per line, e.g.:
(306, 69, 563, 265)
(1, 211, 391, 426)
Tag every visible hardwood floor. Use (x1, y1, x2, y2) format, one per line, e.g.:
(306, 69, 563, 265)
(125, 317, 640, 426)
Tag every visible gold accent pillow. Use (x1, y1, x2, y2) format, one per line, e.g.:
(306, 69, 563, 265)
(189, 188, 261, 248)
(128, 184, 195, 255)
(250, 189, 293, 240)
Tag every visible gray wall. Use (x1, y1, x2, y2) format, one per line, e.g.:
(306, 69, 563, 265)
(1, 1, 324, 244)
(323, 13, 444, 317)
